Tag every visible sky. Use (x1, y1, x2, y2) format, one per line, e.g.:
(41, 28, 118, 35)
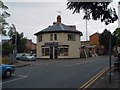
(2, 0, 120, 43)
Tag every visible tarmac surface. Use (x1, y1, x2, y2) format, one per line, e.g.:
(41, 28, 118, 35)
(12, 60, 120, 89)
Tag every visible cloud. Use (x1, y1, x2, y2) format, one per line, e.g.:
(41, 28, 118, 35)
(4, 1, 119, 43)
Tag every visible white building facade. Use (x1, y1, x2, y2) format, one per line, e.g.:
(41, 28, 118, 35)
(34, 15, 83, 59)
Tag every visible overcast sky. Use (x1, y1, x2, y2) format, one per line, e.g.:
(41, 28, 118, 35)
(2, 0, 120, 43)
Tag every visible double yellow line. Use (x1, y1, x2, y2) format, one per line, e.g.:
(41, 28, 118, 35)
(78, 67, 109, 90)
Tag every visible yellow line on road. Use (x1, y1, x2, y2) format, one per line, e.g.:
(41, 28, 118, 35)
(79, 66, 109, 90)
(84, 67, 109, 88)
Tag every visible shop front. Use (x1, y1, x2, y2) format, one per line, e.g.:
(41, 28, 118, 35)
(41, 42, 69, 59)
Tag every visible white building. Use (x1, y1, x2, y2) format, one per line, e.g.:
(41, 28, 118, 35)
(34, 15, 83, 59)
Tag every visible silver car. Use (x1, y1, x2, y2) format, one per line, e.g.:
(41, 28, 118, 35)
(20, 54, 36, 61)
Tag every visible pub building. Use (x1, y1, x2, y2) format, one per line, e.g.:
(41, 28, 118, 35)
(34, 15, 83, 59)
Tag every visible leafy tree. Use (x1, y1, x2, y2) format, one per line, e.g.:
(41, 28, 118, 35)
(7, 24, 27, 53)
(17, 37, 27, 53)
(2, 42, 13, 56)
(67, 2, 118, 25)
(113, 28, 120, 45)
(99, 29, 117, 54)
(0, 1, 10, 35)
(2, 29, 7, 36)
(1, 2, 27, 56)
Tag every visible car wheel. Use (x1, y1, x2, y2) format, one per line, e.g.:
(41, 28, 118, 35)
(5, 70, 11, 78)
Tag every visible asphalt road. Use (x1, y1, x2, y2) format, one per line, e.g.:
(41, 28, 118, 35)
(2, 56, 113, 88)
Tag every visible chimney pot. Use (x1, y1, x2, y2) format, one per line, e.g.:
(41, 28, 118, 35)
(57, 15, 61, 23)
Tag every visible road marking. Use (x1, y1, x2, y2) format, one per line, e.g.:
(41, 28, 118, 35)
(0, 74, 28, 84)
(84, 67, 109, 88)
(79, 66, 109, 89)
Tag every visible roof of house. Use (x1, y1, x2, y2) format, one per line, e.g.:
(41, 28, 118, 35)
(89, 32, 100, 37)
(34, 23, 82, 36)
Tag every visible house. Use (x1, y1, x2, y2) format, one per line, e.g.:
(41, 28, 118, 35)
(80, 32, 102, 58)
(25, 39, 36, 54)
(81, 41, 90, 46)
(89, 32, 100, 46)
(34, 15, 83, 59)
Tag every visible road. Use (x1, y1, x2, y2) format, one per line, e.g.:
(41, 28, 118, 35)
(2, 56, 113, 88)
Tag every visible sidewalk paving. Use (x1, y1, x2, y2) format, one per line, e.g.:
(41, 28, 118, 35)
(12, 61, 32, 68)
(92, 68, 120, 89)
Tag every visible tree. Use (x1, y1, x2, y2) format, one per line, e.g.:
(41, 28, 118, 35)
(99, 29, 117, 54)
(7, 25, 27, 53)
(1, 1, 27, 55)
(67, 2, 118, 25)
(113, 28, 120, 45)
(2, 42, 13, 56)
(0, 1, 10, 35)
(17, 37, 27, 53)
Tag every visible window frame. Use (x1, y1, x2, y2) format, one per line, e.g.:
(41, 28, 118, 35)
(54, 34, 57, 41)
(42, 47, 49, 56)
(58, 47, 69, 56)
(68, 33, 76, 41)
(38, 35, 42, 42)
(50, 34, 53, 41)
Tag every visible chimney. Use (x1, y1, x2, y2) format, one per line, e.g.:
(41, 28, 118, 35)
(57, 15, 61, 23)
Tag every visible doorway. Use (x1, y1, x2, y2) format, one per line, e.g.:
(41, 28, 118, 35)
(49, 47, 58, 59)
(54, 47, 58, 59)
(50, 47, 53, 59)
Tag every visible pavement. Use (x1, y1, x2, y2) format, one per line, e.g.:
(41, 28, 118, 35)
(91, 67, 120, 89)
(12, 61, 32, 68)
(11, 59, 120, 89)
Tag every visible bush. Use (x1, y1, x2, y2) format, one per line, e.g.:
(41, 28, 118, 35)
(2, 57, 10, 64)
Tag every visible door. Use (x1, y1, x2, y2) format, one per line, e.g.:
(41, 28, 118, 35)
(50, 47, 53, 59)
(54, 47, 58, 59)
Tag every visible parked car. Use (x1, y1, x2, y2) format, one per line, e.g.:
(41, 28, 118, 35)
(20, 54, 36, 61)
(31, 54, 36, 57)
(16, 53, 24, 60)
(0, 64, 15, 78)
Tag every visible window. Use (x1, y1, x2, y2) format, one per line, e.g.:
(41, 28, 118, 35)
(68, 34, 76, 41)
(58, 47, 69, 56)
(50, 34, 53, 41)
(64, 48, 68, 56)
(54, 34, 57, 41)
(42, 48, 49, 56)
(58, 48, 64, 56)
(38, 35, 42, 42)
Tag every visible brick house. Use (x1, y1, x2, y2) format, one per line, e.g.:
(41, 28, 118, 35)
(25, 39, 36, 54)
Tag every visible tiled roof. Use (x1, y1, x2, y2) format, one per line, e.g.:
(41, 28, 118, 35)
(34, 23, 82, 36)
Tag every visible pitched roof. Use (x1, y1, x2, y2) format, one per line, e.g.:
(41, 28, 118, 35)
(89, 32, 100, 37)
(34, 23, 83, 36)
